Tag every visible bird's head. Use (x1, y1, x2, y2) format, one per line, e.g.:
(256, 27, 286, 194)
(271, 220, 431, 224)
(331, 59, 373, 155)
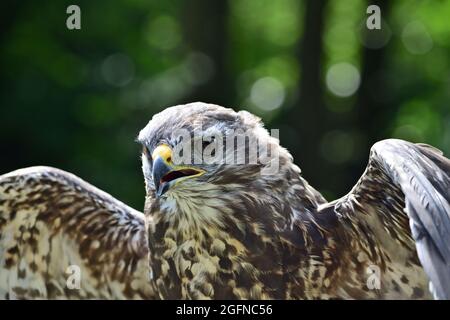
(138, 102, 289, 202)
(137, 102, 322, 223)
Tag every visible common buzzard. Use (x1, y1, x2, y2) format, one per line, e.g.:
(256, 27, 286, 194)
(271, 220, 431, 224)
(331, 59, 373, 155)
(1, 102, 449, 299)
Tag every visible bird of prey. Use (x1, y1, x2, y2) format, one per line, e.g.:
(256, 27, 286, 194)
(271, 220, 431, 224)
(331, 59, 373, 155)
(1, 102, 449, 299)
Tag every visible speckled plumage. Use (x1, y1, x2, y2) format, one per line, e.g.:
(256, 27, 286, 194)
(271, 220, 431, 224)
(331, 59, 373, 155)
(1, 102, 450, 299)
(0, 167, 155, 299)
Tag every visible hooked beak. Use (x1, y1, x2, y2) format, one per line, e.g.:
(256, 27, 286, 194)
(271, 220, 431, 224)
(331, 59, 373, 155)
(151, 144, 205, 197)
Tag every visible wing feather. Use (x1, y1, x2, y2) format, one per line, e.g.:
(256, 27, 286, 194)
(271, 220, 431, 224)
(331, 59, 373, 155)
(337, 139, 450, 299)
(0, 166, 155, 299)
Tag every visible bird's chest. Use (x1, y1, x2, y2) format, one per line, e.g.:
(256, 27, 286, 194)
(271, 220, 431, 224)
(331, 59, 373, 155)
(150, 233, 287, 299)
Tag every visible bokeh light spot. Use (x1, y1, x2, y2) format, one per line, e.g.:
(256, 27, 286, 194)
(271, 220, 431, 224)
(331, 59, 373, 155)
(358, 19, 392, 49)
(402, 21, 433, 55)
(146, 15, 182, 51)
(101, 53, 135, 87)
(326, 62, 361, 97)
(250, 77, 285, 111)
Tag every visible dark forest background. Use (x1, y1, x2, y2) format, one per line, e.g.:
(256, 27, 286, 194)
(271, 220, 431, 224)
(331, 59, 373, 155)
(1, 0, 449, 209)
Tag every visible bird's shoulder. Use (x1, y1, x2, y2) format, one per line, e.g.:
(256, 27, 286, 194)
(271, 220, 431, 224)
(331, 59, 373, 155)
(329, 139, 450, 299)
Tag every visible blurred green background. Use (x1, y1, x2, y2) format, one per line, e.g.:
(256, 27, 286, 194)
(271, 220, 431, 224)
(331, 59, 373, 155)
(1, 0, 449, 210)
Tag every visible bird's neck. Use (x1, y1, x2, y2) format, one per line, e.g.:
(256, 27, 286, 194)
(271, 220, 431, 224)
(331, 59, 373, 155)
(144, 166, 328, 299)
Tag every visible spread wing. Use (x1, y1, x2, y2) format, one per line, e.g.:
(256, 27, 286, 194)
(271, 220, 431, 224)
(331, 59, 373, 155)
(0, 166, 155, 299)
(335, 139, 450, 299)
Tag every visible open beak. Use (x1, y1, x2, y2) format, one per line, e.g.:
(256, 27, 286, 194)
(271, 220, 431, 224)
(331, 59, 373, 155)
(151, 144, 205, 197)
